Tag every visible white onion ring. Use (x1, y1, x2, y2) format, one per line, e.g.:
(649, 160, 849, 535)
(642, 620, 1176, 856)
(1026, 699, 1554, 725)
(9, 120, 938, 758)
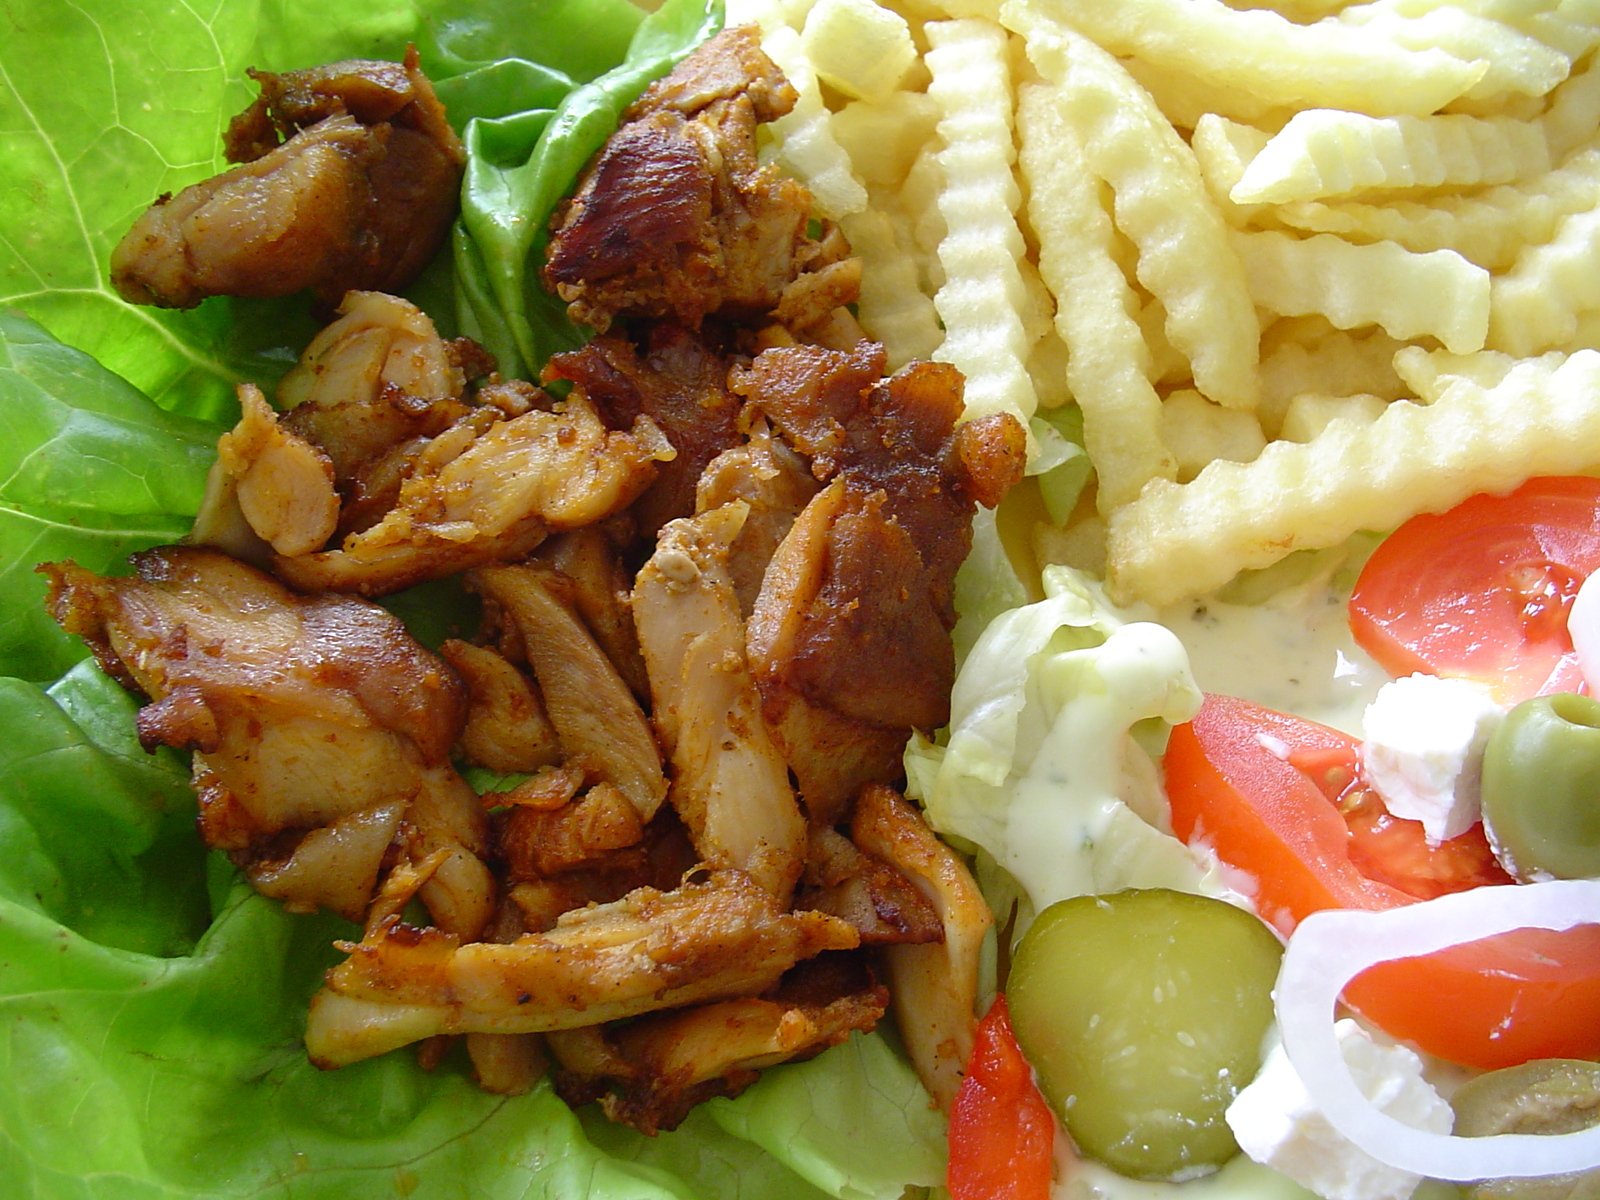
(1276, 880, 1600, 1182)
(1568, 569, 1600, 696)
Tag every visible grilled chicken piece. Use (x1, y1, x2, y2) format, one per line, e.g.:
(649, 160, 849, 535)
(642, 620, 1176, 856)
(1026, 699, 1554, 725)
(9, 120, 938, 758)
(470, 563, 669, 821)
(271, 390, 669, 596)
(693, 420, 819, 615)
(438, 640, 562, 775)
(500, 783, 646, 878)
(543, 26, 856, 334)
(738, 342, 1027, 822)
(797, 825, 943, 946)
(303, 869, 859, 1066)
(852, 785, 992, 1112)
(633, 504, 807, 899)
(111, 49, 463, 309)
(536, 529, 650, 701)
(551, 966, 889, 1134)
(545, 324, 743, 544)
(40, 546, 492, 933)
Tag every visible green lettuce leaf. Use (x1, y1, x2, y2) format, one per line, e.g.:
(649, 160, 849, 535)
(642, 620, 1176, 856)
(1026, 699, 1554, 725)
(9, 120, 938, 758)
(0, 310, 221, 683)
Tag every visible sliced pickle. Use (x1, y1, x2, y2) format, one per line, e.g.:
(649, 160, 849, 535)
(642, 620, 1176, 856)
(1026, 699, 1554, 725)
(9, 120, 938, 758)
(1006, 888, 1282, 1181)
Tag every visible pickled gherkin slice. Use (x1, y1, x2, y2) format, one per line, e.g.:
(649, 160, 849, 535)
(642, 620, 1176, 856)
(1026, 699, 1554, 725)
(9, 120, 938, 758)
(1006, 888, 1283, 1181)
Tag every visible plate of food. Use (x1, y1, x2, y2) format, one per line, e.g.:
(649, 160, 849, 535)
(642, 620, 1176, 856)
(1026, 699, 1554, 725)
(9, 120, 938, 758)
(1, 0, 1597, 1198)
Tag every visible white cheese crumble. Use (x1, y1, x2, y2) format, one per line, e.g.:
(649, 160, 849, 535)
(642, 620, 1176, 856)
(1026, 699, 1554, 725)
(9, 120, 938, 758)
(1358, 673, 1504, 843)
(1225, 1020, 1453, 1200)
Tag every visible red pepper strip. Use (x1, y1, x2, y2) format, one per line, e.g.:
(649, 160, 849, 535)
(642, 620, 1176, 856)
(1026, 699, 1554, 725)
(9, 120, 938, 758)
(947, 995, 1056, 1200)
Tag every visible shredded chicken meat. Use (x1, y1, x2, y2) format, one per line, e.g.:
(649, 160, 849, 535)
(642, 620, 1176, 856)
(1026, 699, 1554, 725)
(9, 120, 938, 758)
(53, 26, 1027, 1137)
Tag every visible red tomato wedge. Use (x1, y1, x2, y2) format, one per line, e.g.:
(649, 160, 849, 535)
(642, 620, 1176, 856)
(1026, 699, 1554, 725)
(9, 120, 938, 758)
(1165, 694, 1600, 1071)
(1349, 475, 1600, 704)
(948, 996, 1056, 1200)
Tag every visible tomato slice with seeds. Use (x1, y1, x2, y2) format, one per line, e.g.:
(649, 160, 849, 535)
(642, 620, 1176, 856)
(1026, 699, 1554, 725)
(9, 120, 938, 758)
(1348, 476, 1600, 704)
(1164, 693, 1600, 1070)
(947, 996, 1057, 1200)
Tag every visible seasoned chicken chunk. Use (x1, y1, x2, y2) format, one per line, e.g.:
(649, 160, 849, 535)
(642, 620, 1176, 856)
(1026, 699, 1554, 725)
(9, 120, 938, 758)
(633, 503, 807, 898)
(40, 546, 492, 933)
(111, 50, 463, 309)
(303, 869, 859, 1066)
(738, 342, 1027, 821)
(543, 26, 856, 334)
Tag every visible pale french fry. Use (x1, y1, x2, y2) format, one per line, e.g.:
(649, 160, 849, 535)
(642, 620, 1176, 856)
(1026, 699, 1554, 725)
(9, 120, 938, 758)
(901, 144, 948, 291)
(1488, 203, 1600, 355)
(1192, 115, 1274, 228)
(1018, 82, 1178, 509)
(1015, 9, 1260, 409)
(832, 91, 941, 188)
(841, 205, 945, 368)
(1278, 393, 1389, 442)
(1001, 0, 1487, 116)
(1230, 109, 1552, 205)
(1027, 328, 1073, 411)
(926, 18, 1040, 429)
(1269, 146, 1600, 271)
(1258, 320, 1409, 437)
(760, 27, 870, 219)
(1336, 3, 1570, 101)
(1161, 389, 1267, 482)
(1391, 345, 1540, 399)
(1118, 55, 1294, 131)
(1106, 351, 1600, 606)
(1541, 50, 1600, 159)
(801, 0, 920, 101)
(1232, 229, 1490, 353)
(1137, 298, 1193, 387)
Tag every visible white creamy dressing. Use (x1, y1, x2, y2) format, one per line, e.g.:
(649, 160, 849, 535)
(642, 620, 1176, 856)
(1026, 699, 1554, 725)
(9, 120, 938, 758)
(1156, 585, 1391, 735)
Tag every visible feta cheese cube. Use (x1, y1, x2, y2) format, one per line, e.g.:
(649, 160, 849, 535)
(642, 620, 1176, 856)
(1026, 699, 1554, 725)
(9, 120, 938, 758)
(1359, 672, 1504, 843)
(1225, 1020, 1453, 1200)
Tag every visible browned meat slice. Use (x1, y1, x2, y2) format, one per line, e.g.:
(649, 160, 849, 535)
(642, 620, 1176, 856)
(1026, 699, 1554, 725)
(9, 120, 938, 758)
(111, 49, 463, 309)
(535, 529, 649, 700)
(545, 323, 742, 542)
(499, 783, 646, 878)
(269, 390, 669, 596)
(797, 825, 943, 946)
(470, 563, 669, 822)
(694, 419, 819, 615)
(543, 26, 856, 334)
(438, 640, 563, 775)
(852, 785, 991, 1113)
(550, 964, 889, 1134)
(302, 869, 859, 1067)
(40, 546, 493, 935)
(736, 342, 1027, 822)
(632, 504, 807, 899)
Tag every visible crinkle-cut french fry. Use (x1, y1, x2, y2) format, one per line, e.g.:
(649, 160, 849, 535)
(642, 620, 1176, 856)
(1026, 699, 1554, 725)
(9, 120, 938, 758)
(1192, 115, 1275, 229)
(1138, 299, 1192, 386)
(1336, 3, 1570, 100)
(841, 205, 944, 368)
(1389, 345, 1558, 399)
(1118, 55, 1294, 132)
(1028, 329, 1073, 410)
(1018, 83, 1177, 510)
(1016, 12, 1260, 409)
(925, 18, 1039, 430)
(901, 144, 948, 292)
(726, 0, 791, 31)
(1279, 393, 1389, 442)
(760, 27, 869, 219)
(1256, 321, 1408, 436)
(1488, 203, 1600, 355)
(1371, 0, 1600, 58)
(1230, 109, 1552, 205)
(1269, 146, 1600, 271)
(1105, 350, 1600, 606)
(1232, 229, 1490, 353)
(1034, 513, 1109, 578)
(1001, 0, 1487, 116)
(801, 0, 920, 101)
(832, 92, 941, 189)
(1542, 50, 1600, 159)
(1161, 390, 1267, 482)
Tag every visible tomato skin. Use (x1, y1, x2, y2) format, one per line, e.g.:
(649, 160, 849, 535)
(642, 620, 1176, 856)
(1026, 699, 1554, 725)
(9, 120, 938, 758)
(1349, 476, 1600, 704)
(1165, 693, 1600, 1071)
(947, 996, 1057, 1200)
